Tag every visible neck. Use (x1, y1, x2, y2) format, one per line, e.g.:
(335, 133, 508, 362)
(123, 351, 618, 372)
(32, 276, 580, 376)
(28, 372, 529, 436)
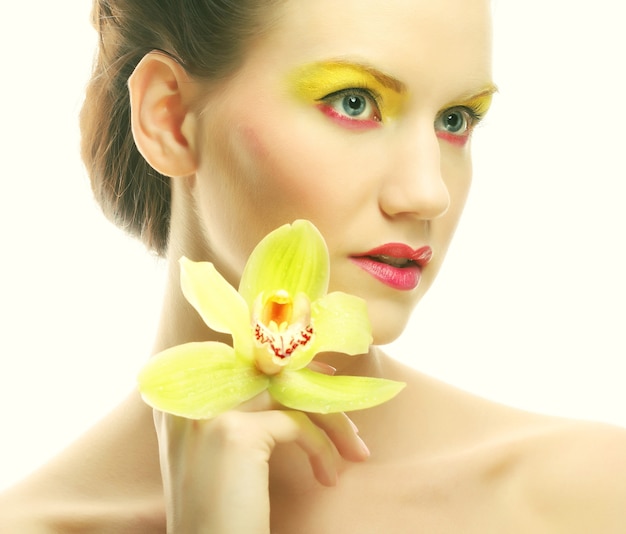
(151, 258, 225, 354)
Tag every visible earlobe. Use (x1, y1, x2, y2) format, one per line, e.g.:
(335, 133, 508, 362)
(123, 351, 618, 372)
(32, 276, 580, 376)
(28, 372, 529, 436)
(128, 51, 198, 178)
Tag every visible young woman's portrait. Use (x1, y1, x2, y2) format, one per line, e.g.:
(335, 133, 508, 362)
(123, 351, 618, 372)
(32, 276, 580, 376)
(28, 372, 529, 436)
(1, 0, 625, 532)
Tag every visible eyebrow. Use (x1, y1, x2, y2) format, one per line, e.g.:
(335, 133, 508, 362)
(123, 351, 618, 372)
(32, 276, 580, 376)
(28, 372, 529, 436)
(330, 60, 497, 103)
(329, 60, 407, 93)
(449, 84, 499, 105)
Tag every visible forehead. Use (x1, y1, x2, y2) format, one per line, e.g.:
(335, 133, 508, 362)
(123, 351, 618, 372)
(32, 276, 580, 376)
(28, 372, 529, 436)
(255, 0, 493, 98)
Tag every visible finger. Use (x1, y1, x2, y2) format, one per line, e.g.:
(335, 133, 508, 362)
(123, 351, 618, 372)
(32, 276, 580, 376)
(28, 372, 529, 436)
(271, 411, 339, 487)
(308, 412, 370, 462)
(209, 410, 340, 487)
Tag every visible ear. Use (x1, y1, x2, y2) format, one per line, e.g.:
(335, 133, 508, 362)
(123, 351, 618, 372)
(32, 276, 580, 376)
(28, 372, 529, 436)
(128, 51, 198, 178)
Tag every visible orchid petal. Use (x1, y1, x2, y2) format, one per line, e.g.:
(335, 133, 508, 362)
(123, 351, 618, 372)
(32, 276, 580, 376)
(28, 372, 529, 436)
(268, 368, 405, 414)
(138, 221, 382, 420)
(179, 257, 254, 357)
(138, 341, 269, 419)
(286, 292, 372, 370)
(278, 342, 317, 372)
(239, 220, 329, 308)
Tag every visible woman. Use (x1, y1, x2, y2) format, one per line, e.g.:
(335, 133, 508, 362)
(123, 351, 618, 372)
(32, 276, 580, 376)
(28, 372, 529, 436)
(2, 0, 625, 531)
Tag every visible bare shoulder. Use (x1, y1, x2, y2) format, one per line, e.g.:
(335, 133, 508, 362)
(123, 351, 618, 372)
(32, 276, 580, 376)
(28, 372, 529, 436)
(367, 358, 626, 532)
(449, 384, 626, 532)
(0, 392, 164, 533)
(518, 417, 626, 533)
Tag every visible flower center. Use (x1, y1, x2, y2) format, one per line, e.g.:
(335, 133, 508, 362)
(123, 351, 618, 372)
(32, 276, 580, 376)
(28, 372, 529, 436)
(253, 290, 314, 374)
(261, 291, 293, 332)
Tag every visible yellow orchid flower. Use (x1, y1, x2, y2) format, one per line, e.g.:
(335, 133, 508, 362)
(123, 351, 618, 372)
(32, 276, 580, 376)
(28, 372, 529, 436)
(138, 220, 405, 419)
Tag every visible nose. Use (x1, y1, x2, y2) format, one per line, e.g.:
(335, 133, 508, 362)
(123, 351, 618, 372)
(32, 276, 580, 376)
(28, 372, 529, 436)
(379, 126, 450, 220)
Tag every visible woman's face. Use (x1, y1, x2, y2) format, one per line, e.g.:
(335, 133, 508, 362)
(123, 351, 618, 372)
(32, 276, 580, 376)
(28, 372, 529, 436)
(186, 0, 494, 344)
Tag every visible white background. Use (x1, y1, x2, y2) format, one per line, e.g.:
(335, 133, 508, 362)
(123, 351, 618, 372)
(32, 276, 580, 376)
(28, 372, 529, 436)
(1, 1, 624, 490)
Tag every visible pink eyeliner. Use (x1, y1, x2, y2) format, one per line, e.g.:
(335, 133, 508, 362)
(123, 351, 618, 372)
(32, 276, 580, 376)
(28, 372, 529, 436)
(436, 130, 470, 147)
(316, 103, 382, 130)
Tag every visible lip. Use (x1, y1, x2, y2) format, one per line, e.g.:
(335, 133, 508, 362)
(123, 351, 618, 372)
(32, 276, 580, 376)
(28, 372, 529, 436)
(350, 243, 433, 291)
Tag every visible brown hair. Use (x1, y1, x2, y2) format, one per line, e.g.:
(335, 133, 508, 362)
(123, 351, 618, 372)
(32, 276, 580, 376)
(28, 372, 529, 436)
(80, 0, 281, 255)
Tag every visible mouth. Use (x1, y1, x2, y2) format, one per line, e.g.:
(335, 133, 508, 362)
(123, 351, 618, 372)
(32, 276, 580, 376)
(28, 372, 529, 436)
(367, 255, 413, 268)
(350, 244, 433, 291)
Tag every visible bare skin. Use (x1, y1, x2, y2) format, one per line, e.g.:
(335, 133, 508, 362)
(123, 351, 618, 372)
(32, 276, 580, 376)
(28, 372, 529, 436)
(2, 0, 626, 531)
(2, 350, 626, 533)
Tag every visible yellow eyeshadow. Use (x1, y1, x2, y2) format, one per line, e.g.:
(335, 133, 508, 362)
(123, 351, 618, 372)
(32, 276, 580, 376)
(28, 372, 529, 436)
(288, 61, 406, 119)
(448, 91, 494, 118)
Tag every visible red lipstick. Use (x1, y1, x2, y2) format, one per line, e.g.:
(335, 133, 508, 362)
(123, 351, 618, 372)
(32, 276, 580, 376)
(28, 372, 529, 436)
(350, 243, 432, 291)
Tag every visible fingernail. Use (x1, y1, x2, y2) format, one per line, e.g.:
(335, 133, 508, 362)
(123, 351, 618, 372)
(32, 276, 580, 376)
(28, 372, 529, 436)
(358, 436, 370, 457)
(308, 361, 337, 375)
(348, 418, 359, 434)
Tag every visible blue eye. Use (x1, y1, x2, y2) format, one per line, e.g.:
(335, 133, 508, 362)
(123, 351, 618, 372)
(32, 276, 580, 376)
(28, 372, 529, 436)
(439, 109, 469, 133)
(435, 106, 483, 137)
(343, 94, 368, 117)
(319, 88, 381, 122)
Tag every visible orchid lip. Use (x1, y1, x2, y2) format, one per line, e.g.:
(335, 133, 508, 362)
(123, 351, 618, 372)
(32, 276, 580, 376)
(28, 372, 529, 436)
(353, 243, 433, 267)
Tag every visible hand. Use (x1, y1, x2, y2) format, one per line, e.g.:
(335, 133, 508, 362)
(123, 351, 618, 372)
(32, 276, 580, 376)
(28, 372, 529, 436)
(154, 376, 370, 533)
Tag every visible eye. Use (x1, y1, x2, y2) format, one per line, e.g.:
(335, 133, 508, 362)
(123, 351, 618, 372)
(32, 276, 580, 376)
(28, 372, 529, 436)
(317, 88, 382, 124)
(435, 105, 485, 146)
(435, 107, 476, 136)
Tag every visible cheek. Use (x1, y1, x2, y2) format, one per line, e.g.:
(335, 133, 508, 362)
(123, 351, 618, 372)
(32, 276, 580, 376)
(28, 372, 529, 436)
(238, 124, 316, 198)
(445, 151, 473, 219)
(193, 113, 347, 278)
(236, 114, 374, 227)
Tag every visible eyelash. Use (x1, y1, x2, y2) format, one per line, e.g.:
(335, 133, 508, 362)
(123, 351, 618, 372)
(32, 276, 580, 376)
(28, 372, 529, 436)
(438, 106, 484, 131)
(316, 87, 383, 127)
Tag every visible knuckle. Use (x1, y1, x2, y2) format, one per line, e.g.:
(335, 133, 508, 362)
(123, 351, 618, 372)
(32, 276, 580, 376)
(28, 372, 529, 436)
(208, 412, 250, 445)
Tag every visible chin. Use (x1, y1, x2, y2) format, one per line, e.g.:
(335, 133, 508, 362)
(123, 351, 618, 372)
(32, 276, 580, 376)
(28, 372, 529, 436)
(372, 327, 408, 347)
(368, 304, 414, 346)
